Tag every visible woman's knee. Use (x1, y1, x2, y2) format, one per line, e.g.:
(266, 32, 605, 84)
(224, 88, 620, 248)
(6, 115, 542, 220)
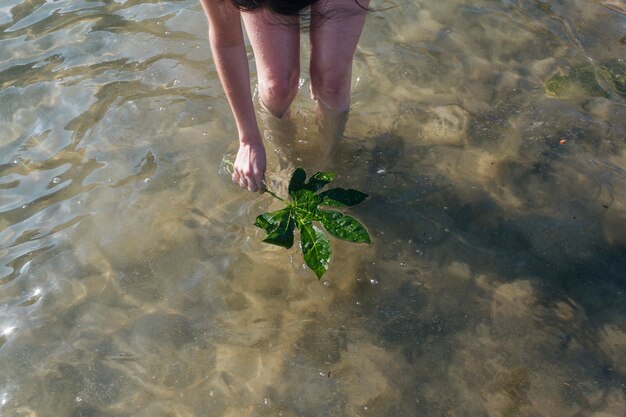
(310, 63, 352, 111)
(259, 72, 300, 117)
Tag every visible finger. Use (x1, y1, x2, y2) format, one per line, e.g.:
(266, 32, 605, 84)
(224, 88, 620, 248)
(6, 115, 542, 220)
(257, 177, 266, 193)
(248, 180, 258, 193)
(232, 171, 240, 183)
(250, 172, 264, 194)
(239, 177, 248, 189)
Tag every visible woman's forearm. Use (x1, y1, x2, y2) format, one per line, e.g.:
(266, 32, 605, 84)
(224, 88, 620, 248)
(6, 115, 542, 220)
(209, 40, 262, 144)
(201, 0, 261, 144)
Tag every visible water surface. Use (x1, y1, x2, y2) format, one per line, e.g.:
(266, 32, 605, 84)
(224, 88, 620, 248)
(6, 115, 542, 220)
(1, 0, 626, 416)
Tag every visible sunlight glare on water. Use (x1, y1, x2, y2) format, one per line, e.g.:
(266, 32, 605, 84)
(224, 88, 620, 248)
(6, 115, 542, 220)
(1, 0, 626, 416)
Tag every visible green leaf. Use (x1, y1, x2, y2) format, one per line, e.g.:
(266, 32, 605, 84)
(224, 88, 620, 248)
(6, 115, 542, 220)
(300, 222, 331, 279)
(319, 188, 368, 207)
(319, 210, 371, 243)
(288, 169, 337, 196)
(305, 171, 336, 192)
(254, 208, 295, 248)
(288, 167, 307, 197)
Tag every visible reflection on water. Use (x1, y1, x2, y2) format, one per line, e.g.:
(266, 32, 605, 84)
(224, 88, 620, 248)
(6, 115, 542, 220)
(1, 0, 625, 415)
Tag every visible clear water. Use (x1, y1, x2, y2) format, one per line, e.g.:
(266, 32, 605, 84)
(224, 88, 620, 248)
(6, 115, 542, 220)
(1, 0, 626, 416)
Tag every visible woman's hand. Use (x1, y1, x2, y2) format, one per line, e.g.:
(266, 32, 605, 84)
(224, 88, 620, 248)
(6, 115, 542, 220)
(232, 137, 266, 193)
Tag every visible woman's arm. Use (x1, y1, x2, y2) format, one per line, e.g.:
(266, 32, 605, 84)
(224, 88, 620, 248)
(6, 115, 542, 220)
(200, 0, 266, 192)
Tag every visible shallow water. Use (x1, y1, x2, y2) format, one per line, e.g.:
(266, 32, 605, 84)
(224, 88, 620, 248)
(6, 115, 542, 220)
(1, 0, 626, 416)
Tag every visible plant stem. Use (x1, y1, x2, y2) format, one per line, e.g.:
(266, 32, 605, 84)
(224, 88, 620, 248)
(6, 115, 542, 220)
(265, 189, 284, 201)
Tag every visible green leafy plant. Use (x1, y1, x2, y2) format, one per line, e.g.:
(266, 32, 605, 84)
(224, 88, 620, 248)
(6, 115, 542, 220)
(544, 59, 626, 99)
(255, 168, 371, 279)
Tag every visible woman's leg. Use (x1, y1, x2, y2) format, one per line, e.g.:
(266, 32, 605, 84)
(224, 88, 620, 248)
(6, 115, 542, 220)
(309, 0, 369, 112)
(241, 11, 301, 118)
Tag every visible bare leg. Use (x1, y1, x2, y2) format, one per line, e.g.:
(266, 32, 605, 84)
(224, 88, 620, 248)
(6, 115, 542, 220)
(242, 11, 301, 118)
(309, 0, 369, 113)
(309, 0, 368, 166)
